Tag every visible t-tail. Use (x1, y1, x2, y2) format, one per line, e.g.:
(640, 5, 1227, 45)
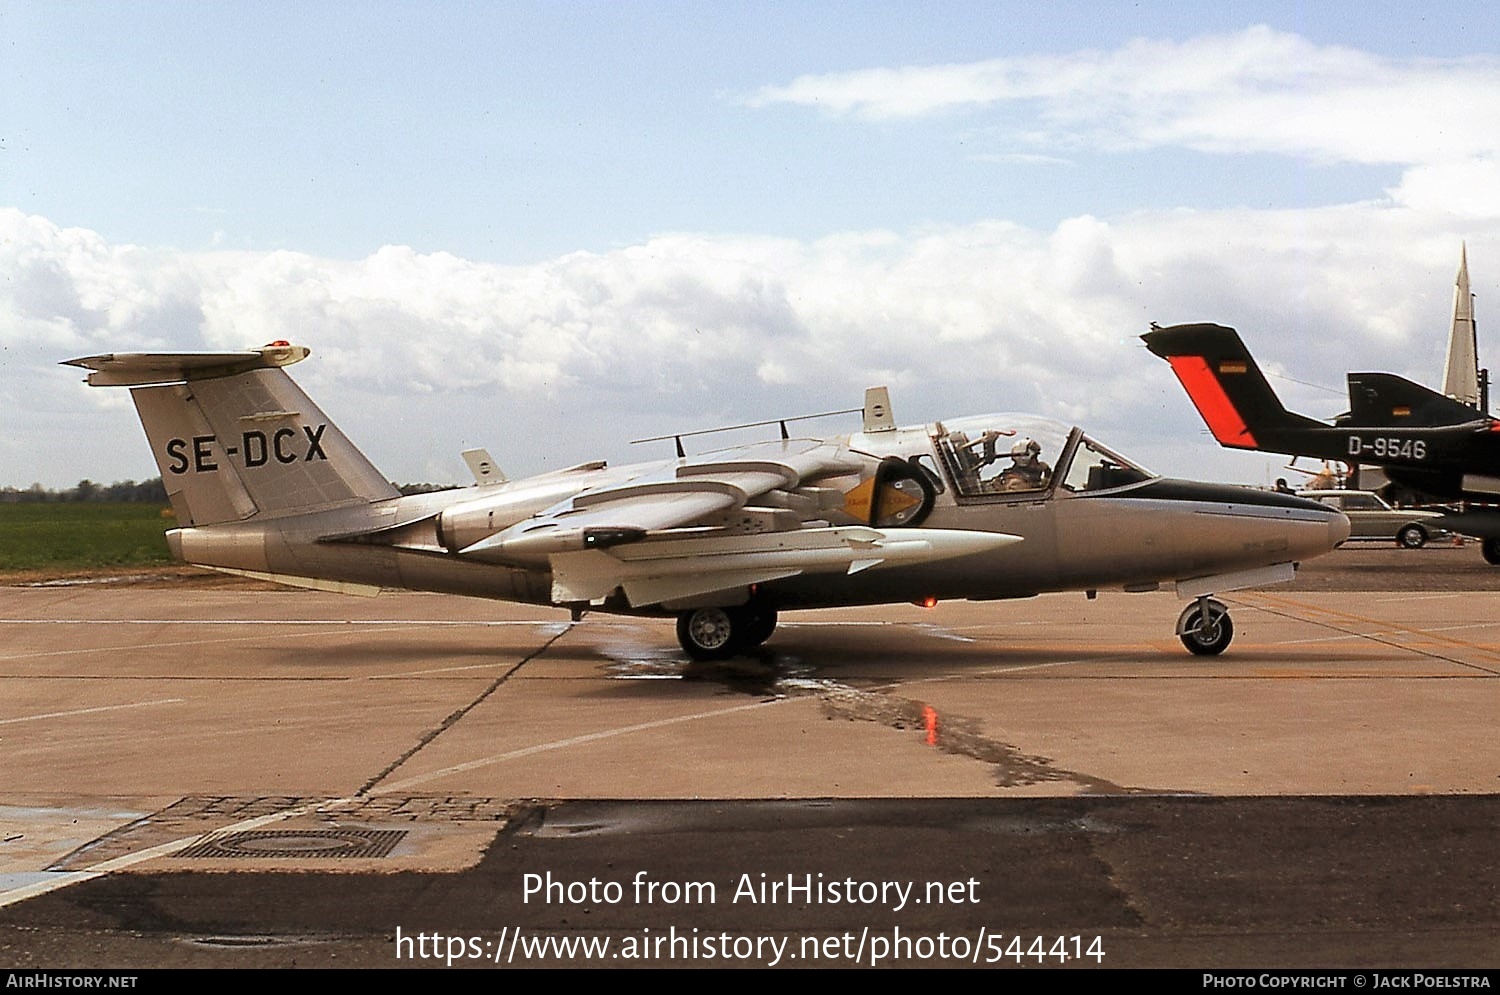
(1141, 323, 1327, 451)
(62, 343, 398, 527)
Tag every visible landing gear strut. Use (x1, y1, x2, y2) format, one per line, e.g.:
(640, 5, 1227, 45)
(1176, 597, 1233, 656)
(676, 605, 779, 660)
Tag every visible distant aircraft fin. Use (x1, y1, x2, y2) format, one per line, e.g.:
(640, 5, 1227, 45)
(1345, 372, 1483, 426)
(1442, 242, 1481, 408)
(1141, 323, 1326, 450)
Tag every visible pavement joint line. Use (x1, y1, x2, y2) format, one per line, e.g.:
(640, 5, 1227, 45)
(358, 625, 577, 796)
(1231, 593, 1500, 676)
(371, 661, 542, 678)
(1272, 623, 1499, 645)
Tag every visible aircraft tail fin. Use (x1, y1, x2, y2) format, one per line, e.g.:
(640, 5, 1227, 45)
(63, 344, 399, 527)
(1346, 372, 1484, 427)
(1442, 242, 1481, 407)
(1141, 323, 1325, 450)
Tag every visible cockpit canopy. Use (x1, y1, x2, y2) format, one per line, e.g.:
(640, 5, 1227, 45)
(933, 414, 1154, 500)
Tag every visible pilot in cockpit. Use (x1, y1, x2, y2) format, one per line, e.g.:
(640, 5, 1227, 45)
(997, 437, 1051, 492)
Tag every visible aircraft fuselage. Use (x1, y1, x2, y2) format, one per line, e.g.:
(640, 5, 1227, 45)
(65, 342, 1347, 658)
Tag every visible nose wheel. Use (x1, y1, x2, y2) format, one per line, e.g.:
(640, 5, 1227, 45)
(1176, 597, 1233, 656)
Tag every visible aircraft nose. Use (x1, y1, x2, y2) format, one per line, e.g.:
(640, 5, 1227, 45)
(1329, 510, 1352, 548)
(1261, 489, 1349, 553)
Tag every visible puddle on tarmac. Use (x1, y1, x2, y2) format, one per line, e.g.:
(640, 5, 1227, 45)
(819, 689, 1136, 793)
(598, 641, 825, 697)
(594, 636, 1131, 792)
(184, 934, 330, 949)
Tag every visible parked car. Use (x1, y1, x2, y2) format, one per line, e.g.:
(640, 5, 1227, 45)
(1297, 489, 1452, 548)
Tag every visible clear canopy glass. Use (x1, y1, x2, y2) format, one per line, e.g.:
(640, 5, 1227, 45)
(932, 414, 1154, 499)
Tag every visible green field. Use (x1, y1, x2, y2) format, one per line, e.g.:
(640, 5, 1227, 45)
(0, 503, 175, 571)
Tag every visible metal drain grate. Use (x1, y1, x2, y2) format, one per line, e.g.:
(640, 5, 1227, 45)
(175, 828, 407, 859)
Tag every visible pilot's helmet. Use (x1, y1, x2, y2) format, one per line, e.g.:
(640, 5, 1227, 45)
(1010, 438, 1040, 464)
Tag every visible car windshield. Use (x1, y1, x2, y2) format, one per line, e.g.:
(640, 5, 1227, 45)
(933, 414, 1153, 500)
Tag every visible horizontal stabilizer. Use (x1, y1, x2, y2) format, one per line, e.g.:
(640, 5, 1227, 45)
(63, 344, 311, 387)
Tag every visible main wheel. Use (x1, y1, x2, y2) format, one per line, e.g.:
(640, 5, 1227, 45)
(1397, 524, 1428, 549)
(677, 607, 743, 661)
(1177, 600, 1233, 656)
(1484, 538, 1500, 565)
(742, 606, 778, 648)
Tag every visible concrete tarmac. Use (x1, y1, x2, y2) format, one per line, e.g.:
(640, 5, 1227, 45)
(1, 543, 1498, 968)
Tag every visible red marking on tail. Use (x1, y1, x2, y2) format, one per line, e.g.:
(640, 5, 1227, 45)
(1166, 355, 1258, 448)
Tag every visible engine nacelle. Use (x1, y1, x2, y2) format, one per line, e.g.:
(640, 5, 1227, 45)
(435, 474, 597, 552)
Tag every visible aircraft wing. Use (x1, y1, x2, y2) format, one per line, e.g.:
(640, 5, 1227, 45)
(458, 439, 862, 563)
(547, 526, 1019, 606)
(452, 438, 1018, 608)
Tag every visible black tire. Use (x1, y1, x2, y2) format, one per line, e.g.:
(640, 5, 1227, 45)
(676, 607, 743, 661)
(742, 607, 778, 648)
(1397, 524, 1428, 549)
(1484, 538, 1500, 566)
(1178, 602, 1233, 656)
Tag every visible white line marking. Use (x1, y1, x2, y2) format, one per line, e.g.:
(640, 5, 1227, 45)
(1371, 594, 1468, 603)
(0, 624, 500, 663)
(0, 698, 186, 725)
(0, 619, 561, 626)
(378, 699, 787, 792)
(0, 797, 351, 910)
(372, 663, 526, 678)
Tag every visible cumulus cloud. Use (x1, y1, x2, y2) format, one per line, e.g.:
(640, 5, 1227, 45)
(7, 202, 1498, 490)
(10, 26, 1500, 490)
(748, 25, 1500, 168)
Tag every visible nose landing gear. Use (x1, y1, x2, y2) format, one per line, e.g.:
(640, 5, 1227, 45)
(1176, 597, 1233, 656)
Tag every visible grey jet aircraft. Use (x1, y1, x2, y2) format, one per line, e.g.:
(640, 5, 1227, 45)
(64, 342, 1348, 657)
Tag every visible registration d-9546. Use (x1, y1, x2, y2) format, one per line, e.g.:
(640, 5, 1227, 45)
(1347, 436, 1427, 460)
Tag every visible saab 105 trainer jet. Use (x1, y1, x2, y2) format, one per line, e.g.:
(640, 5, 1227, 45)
(65, 343, 1347, 657)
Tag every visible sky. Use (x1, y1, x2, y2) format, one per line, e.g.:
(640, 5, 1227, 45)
(5, 1, 1500, 490)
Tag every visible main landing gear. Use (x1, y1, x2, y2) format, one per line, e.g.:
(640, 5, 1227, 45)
(1176, 597, 1233, 656)
(1483, 538, 1500, 566)
(676, 605, 779, 661)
